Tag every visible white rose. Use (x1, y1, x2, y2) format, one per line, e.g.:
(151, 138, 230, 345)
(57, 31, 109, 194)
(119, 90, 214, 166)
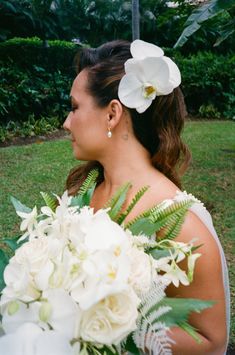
(128, 247, 152, 294)
(14, 238, 62, 275)
(80, 288, 140, 345)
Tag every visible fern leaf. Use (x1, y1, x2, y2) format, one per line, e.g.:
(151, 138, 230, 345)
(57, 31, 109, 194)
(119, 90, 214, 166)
(133, 281, 172, 354)
(126, 200, 193, 237)
(145, 324, 173, 355)
(40, 192, 57, 212)
(103, 182, 132, 221)
(78, 169, 99, 196)
(117, 186, 149, 224)
(70, 169, 99, 207)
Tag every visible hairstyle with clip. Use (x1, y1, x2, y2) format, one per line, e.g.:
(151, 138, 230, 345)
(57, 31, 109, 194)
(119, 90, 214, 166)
(66, 40, 191, 195)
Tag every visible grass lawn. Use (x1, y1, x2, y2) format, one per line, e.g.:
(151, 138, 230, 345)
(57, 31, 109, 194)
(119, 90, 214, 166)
(0, 120, 234, 348)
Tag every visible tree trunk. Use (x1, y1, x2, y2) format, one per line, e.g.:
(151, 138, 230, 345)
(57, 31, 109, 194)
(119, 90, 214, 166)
(132, 0, 140, 40)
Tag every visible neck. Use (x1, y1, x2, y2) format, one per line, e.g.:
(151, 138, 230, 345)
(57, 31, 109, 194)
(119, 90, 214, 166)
(97, 136, 154, 196)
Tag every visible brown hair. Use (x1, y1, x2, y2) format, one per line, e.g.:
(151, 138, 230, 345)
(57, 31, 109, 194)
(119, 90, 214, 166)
(66, 40, 191, 195)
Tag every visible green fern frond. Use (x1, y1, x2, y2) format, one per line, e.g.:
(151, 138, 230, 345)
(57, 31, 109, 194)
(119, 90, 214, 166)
(149, 200, 193, 223)
(40, 192, 57, 212)
(104, 182, 132, 221)
(70, 169, 99, 208)
(162, 212, 187, 240)
(126, 199, 194, 237)
(78, 169, 99, 196)
(117, 186, 149, 225)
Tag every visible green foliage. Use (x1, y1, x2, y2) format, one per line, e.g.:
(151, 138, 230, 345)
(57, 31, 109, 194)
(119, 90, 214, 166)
(104, 182, 132, 221)
(70, 169, 99, 208)
(0, 116, 61, 142)
(175, 0, 235, 48)
(174, 51, 235, 118)
(155, 297, 214, 340)
(117, 186, 150, 225)
(199, 104, 221, 119)
(10, 196, 32, 214)
(40, 192, 57, 212)
(0, 37, 78, 72)
(126, 200, 193, 238)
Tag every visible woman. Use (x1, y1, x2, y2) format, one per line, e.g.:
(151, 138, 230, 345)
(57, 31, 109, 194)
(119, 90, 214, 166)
(63, 39, 230, 354)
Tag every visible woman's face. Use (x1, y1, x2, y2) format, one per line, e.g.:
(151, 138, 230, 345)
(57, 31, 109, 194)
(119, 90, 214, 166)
(63, 70, 109, 161)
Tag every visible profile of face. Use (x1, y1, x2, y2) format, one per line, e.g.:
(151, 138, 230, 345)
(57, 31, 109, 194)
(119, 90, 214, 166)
(63, 70, 110, 161)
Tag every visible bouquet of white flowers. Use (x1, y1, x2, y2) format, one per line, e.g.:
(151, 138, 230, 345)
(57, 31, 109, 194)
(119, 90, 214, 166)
(0, 170, 212, 355)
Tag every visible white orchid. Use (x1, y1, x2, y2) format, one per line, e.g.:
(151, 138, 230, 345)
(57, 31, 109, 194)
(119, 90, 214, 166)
(118, 39, 181, 113)
(0, 323, 75, 355)
(0, 184, 202, 354)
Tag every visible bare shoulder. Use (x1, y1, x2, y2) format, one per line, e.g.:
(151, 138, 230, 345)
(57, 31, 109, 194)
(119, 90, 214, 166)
(125, 171, 180, 221)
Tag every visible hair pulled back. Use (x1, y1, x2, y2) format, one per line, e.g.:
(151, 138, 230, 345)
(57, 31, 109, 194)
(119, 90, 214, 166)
(66, 40, 191, 195)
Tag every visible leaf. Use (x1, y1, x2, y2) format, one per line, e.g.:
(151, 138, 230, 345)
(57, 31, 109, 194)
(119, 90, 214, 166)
(214, 17, 235, 46)
(78, 169, 99, 196)
(0, 249, 9, 292)
(117, 186, 149, 225)
(40, 192, 57, 212)
(10, 196, 31, 214)
(124, 335, 142, 355)
(133, 282, 172, 353)
(104, 182, 132, 221)
(174, 0, 235, 48)
(1, 235, 26, 253)
(151, 297, 214, 341)
(148, 248, 171, 259)
(70, 169, 99, 208)
(126, 200, 193, 238)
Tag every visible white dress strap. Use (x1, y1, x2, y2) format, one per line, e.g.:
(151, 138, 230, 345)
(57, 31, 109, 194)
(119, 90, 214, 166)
(173, 191, 230, 351)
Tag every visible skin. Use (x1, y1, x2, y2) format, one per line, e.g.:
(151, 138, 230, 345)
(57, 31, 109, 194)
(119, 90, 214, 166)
(63, 69, 227, 354)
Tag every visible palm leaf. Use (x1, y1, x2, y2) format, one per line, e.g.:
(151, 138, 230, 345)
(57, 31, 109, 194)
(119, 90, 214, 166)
(40, 192, 57, 212)
(174, 0, 235, 48)
(103, 182, 132, 221)
(214, 17, 235, 46)
(117, 186, 149, 224)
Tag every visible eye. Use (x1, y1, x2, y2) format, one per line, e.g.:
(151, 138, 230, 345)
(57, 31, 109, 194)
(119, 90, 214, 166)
(71, 105, 78, 113)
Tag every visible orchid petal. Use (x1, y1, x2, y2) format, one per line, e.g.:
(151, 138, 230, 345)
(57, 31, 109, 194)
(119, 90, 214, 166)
(118, 73, 145, 109)
(162, 56, 181, 88)
(131, 39, 164, 59)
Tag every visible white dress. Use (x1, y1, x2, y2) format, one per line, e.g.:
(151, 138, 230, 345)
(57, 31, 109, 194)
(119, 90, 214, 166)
(173, 191, 230, 352)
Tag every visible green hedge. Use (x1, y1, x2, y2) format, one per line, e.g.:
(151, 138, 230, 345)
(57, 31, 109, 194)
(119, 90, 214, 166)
(0, 37, 79, 74)
(0, 38, 234, 130)
(174, 51, 235, 119)
(0, 37, 81, 125)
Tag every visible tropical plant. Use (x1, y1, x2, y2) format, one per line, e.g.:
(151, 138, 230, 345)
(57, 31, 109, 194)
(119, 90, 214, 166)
(174, 0, 235, 48)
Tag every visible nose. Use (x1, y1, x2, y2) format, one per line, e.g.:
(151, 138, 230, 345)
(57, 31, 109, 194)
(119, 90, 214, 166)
(63, 112, 72, 131)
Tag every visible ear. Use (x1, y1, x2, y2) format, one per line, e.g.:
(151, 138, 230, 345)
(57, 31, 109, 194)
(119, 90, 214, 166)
(106, 99, 124, 129)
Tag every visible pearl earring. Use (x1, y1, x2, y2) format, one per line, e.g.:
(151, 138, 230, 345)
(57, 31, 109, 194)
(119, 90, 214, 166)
(107, 127, 112, 138)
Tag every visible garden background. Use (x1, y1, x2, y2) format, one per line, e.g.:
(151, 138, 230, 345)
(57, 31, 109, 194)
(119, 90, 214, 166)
(0, 0, 234, 352)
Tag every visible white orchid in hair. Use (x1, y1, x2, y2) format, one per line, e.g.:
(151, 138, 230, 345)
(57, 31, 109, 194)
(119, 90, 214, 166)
(118, 39, 181, 113)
